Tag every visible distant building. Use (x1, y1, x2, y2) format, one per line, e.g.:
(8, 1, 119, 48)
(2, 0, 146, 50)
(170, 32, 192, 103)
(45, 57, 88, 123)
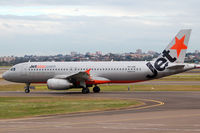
(71, 52, 77, 56)
(195, 50, 199, 54)
(86, 52, 91, 56)
(136, 49, 142, 54)
(0, 56, 15, 62)
(147, 50, 156, 55)
(96, 51, 102, 55)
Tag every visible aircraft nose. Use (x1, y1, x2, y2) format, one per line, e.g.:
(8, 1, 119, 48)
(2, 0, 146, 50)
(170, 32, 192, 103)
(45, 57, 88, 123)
(2, 71, 8, 80)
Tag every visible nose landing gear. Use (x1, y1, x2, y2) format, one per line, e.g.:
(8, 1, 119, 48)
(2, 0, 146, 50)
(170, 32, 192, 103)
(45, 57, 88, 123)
(24, 83, 30, 93)
(25, 88, 30, 93)
(24, 83, 35, 93)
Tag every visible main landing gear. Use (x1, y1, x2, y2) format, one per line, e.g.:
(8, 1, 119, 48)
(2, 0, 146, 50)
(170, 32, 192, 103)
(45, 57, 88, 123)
(82, 87, 90, 94)
(93, 86, 100, 93)
(81, 86, 101, 94)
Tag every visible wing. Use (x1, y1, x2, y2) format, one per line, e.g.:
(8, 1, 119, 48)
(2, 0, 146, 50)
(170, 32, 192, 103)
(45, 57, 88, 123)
(54, 70, 91, 81)
(54, 69, 110, 86)
(68, 71, 91, 81)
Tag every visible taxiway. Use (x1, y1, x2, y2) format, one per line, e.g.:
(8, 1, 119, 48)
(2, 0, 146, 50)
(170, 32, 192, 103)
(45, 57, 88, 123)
(0, 91, 200, 133)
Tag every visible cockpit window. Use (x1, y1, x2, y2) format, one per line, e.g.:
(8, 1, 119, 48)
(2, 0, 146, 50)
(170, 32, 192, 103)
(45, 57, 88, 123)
(10, 68, 16, 71)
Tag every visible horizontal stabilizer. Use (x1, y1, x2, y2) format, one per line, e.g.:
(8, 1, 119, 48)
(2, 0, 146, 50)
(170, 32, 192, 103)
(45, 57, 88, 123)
(167, 64, 185, 69)
(195, 65, 200, 69)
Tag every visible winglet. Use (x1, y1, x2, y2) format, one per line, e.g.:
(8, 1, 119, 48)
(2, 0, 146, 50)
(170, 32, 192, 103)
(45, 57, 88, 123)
(85, 69, 92, 80)
(85, 69, 91, 75)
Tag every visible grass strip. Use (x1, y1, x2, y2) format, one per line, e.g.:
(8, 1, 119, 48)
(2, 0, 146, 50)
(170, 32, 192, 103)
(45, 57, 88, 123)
(0, 97, 141, 119)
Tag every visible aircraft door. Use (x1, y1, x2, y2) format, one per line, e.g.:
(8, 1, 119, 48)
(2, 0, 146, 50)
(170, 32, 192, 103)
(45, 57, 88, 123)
(21, 64, 28, 77)
(18, 63, 29, 82)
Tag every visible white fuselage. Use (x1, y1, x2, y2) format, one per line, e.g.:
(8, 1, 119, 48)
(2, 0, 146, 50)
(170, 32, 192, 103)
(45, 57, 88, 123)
(3, 61, 195, 85)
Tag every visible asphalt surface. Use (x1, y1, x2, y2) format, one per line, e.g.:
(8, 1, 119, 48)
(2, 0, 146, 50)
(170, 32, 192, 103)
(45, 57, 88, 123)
(0, 91, 200, 133)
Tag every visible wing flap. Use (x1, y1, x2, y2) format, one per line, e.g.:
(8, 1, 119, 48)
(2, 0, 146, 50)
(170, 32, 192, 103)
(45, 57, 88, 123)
(54, 70, 91, 81)
(68, 71, 90, 81)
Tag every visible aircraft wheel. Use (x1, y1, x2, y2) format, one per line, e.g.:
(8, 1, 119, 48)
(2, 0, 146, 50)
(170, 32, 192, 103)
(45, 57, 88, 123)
(86, 88, 90, 93)
(25, 83, 30, 93)
(82, 87, 90, 94)
(25, 89, 30, 93)
(93, 86, 100, 93)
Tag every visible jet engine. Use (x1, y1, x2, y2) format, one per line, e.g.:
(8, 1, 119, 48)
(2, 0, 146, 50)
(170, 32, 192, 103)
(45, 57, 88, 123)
(47, 78, 72, 90)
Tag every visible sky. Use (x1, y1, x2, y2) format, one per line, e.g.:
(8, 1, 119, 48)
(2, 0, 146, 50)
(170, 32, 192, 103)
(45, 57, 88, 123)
(0, 0, 199, 56)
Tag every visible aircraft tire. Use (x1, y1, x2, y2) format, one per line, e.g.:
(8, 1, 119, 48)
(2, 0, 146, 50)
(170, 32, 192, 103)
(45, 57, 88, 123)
(25, 89, 30, 93)
(82, 87, 90, 94)
(93, 86, 100, 93)
(86, 88, 90, 93)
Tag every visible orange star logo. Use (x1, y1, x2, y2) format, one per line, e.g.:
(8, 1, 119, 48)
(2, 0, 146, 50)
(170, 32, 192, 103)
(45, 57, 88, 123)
(170, 35, 187, 58)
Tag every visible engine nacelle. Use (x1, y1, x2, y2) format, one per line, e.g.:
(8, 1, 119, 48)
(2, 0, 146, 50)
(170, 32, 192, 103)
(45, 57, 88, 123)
(47, 78, 72, 90)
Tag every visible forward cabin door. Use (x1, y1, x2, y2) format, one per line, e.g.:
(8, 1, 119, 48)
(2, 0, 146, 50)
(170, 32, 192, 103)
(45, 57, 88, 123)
(20, 63, 29, 82)
(21, 64, 28, 77)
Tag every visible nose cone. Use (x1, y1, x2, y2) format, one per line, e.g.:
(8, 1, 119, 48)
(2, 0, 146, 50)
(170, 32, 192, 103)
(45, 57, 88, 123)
(2, 71, 8, 80)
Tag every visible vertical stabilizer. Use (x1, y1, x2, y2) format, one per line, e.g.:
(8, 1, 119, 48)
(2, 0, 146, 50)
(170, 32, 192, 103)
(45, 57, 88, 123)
(158, 29, 192, 63)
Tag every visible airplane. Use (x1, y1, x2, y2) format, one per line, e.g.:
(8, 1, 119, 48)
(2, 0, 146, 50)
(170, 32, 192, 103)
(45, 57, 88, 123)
(2, 29, 200, 94)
